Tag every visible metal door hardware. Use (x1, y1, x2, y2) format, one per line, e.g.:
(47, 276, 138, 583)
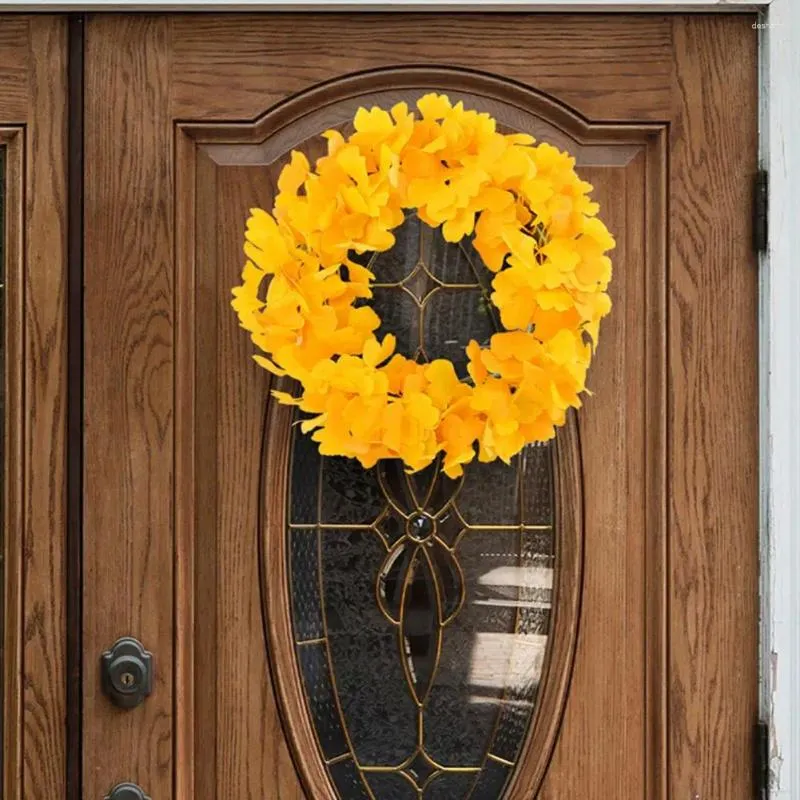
(100, 637, 153, 709)
(104, 782, 151, 800)
(755, 719, 770, 799)
(753, 169, 768, 254)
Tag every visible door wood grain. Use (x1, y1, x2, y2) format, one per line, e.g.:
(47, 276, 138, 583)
(0, 15, 69, 800)
(84, 15, 174, 800)
(82, 13, 758, 800)
(668, 17, 759, 799)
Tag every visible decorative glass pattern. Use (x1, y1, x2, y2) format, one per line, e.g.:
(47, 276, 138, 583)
(286, 216, 557, 799)
(361, 214, 497, 379)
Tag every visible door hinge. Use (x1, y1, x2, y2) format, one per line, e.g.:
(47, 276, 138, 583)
(754, 719, 770, 800)
(753, 170, 768, 254)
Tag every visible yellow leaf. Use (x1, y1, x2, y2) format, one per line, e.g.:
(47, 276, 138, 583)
(354, 106, 394, 137)
(583, 216, 616, 251)
(442, 210, 476, 242)
(335, 146, 369, 185)
(277, 151, 310, 195)
(271, 390, 300, 405)
(253, 355, 286, 376)
(363, 334, 396, 368)
(417, 93, 453, 120)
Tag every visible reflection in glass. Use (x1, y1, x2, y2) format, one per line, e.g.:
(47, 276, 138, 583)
(286, 215, 557, 799)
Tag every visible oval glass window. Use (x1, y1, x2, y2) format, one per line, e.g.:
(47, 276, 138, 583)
(285, 220, 560, 799)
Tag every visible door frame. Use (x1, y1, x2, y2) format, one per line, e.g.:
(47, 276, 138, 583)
(3, 2, 796, 798)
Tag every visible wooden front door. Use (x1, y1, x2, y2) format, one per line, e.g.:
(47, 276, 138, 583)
(82, 13, 759, 800)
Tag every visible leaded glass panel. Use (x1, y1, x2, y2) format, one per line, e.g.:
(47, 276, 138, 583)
(286, 220, 557, 799)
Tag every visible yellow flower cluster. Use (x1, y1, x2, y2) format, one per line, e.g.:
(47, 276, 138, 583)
(232, 94, 614, 477)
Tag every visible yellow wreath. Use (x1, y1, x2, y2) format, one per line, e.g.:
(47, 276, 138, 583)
(231, 93, 614, 477)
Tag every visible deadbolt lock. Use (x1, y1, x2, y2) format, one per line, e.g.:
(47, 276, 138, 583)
(104, 782, 151, 800)
(100, 637, 153, 709)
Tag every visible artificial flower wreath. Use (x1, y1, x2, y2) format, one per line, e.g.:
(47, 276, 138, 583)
(231, 93, 614, 477)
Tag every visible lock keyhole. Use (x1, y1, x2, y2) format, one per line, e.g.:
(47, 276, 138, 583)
(101, 637, 153, 709)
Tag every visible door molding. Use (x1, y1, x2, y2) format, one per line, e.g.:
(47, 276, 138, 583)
(2, 124, 26, 800)
(0, 1, 773, 9)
